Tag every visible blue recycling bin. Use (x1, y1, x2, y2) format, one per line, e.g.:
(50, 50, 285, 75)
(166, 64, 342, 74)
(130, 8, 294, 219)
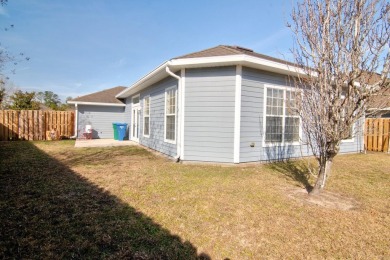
(116, 123, 128, 141)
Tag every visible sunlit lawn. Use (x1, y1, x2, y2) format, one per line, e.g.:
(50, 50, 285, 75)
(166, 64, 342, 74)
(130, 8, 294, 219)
(1, 140, 389, 259)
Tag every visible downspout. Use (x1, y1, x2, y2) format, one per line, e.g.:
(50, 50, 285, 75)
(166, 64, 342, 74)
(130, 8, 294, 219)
(165, 65, 181, 161)
(70, 103, 78, 139)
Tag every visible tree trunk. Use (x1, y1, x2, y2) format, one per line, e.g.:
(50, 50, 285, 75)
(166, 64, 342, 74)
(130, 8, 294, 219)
(310, 158, 333, 195)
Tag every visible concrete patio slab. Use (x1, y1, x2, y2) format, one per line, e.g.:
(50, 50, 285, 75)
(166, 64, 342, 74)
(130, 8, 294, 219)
(75, 139, 139, 148)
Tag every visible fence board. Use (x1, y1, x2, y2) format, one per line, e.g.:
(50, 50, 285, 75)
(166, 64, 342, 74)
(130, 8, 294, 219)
(0, 110, 74, 141)
(365, 118, 390, 152)
(5, 111, 9, 140)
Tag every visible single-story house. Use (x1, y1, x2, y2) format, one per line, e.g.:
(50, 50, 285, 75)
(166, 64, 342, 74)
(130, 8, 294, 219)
(68, 45, 364, 163)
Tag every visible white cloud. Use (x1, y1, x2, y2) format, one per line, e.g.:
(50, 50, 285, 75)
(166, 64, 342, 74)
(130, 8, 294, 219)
(251, 27, 291, 52)
(110, 57, 127, 69)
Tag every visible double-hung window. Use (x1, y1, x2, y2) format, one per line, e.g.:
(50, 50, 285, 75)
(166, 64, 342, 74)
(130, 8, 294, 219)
(165, 87, 176, 143)
(265, 87, 300, 144)
(143, 96, 150, 137)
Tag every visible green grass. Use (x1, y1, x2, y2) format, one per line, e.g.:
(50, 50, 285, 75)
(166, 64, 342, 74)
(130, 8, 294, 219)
(1, 141, 389, 259)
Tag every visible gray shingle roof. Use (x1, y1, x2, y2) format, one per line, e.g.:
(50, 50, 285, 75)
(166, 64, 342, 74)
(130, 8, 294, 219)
(69, 86, 126, 104)
(175, 45, 296, 66)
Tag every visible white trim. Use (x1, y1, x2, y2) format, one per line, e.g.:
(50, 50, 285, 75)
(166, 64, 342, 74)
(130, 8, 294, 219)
(130, 94, 141, 142)
(143, 95, 150, 138)
(164, 86, 177, 144)
(367, 107, 390, 111)
(262, 84, 301, 147)
(234, 65, 242, 163)
(169, 55, 305, 76)
(116, 54, 306, 99)
(115, 61, 168, 98)
(180, 69, 186, 160)
(67, 101, 126, 107)
(74, 103, 78, 138)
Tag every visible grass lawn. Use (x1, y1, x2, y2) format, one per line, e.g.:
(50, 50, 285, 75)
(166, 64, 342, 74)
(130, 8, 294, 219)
(0, 141, 389, 259)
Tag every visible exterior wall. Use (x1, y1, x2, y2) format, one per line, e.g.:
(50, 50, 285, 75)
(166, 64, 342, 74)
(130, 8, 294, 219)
(239, 67, 308, 162)
(339, 116, 365, 154)
(239, 67, 363, 162)
(183, 66, 236, 163)
(77, 105, 125, 139)
(126, 77, 178, 157)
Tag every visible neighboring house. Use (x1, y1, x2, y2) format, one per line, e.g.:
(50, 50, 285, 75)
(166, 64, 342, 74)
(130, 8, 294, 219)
(68, 86, 127, 138)
(367, 88, 390, 118)
(70, 45, 364, 163)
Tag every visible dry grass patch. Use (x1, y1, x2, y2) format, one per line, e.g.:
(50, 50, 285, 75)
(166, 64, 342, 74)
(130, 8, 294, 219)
(1, 141, 389, 259)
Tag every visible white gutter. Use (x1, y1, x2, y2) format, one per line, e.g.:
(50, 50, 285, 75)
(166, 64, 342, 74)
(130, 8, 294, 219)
(116, 61, 169, 99)
(116, 54, 307, 99)
(67, 101, 126, 107)
(166, 64, 182, 161)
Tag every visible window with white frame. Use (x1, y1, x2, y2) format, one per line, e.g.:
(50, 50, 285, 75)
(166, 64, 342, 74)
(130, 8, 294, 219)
(143, 96, 150, 137)
(165, 87, 176, 142)
(265, 87, 300, 144)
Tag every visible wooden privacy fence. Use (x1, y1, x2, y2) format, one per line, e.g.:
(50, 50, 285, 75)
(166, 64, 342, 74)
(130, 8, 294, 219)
(364, 118, 390, 152)
(0, 110, 75, 141)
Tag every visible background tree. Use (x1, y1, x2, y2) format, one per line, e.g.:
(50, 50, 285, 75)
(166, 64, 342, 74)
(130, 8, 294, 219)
(8, 90, 39, 110)
(0, 79, 5, 106)
(36, 91, 61, 110)
(289, 0, 389, 194)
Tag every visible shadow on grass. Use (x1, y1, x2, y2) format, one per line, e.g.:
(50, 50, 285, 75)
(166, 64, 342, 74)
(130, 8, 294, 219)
(0, 141, 210, 259)
(266, 160, 314, 192)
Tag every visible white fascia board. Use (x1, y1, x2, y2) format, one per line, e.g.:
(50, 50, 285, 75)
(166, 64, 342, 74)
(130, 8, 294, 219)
(67, 101, 126, 107)
(116, 61, 169, 99)
(367, 107, 390, 111)
(116, 54, 307, 99)
(169, 55, 307, 76)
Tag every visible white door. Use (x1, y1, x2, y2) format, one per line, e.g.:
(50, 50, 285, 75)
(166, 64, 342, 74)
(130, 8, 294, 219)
(131, 107, 140, 142)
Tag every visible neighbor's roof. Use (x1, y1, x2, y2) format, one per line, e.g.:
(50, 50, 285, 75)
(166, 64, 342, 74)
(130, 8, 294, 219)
(116, 45, 304, 98)
(68, 86, 126, 106)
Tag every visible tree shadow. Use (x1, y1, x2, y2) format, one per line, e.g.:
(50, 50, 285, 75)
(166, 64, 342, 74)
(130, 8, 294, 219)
(0, 141, 210, 259)
(267, 160, 314, 192)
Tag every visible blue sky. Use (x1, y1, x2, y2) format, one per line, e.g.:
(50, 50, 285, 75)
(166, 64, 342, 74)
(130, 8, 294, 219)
(1, 0, 294, 101)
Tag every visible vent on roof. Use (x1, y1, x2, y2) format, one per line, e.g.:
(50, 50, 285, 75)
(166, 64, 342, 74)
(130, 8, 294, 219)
(232, 45, 254, 52)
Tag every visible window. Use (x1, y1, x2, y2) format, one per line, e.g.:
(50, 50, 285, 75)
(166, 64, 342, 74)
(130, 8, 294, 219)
(143, 96, 150, 137)
(132, 96, 139, 104)
(165, 87, 176, 142)
(265, 87, 300, 144)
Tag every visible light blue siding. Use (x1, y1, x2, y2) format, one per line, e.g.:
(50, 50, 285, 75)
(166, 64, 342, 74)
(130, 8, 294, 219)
(184, 66, 236, 163)
(239, 67, 363, 162)
(240, 67, 308, 162)
(77, 105, 125, 139)
(126, 77, 178, 157)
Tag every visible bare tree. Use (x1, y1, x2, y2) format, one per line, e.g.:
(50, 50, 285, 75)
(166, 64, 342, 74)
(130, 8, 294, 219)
(0, 0, 30, 108)
(289, 0, 390, 194)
